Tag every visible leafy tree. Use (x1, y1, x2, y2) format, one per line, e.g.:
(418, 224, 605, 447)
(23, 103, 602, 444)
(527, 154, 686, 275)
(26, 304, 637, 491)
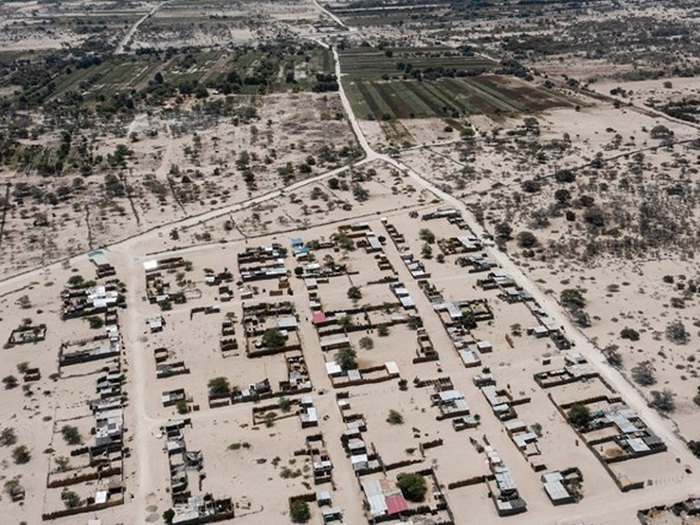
(359, 336, 374, 350)
(335, 347, 357, 371)
(560, 289, 586, 309)
(397, 472, 427, 502)
(386, 410, 404, 425)
(689, 440, 700, 458)
(61, 489, 80, 508)
(0, 427, 17, 446)
(12, 445, 31, 464)
(554, 169, 576, 183)
(3, 375, 18, 389)
(290, 499, 311, 523)
(421, 243, 433, 259)
(419, 228, 436, 244)
(516, 231, 538, 248)
(666, 320, 690, 344)
(648, 389, 675, 413)
(87, 315, 104, 329)
(377, 324, 390, 337)
(208, 377, 231, 395)
(620, 327, 640, 341)
(567, 403, 591, 429)
(347, 286, 362, 301)
(61, 425, 82, 445)
(631, 361, 656, 386)
(262, 328, 286, 348)
(603, 344, 623, 368)
(163, 509, 175, 524)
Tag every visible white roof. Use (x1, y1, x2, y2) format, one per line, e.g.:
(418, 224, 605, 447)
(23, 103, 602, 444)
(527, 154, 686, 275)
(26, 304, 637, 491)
(385, 361, 399, 375)
(325, 362, 342, 376)
(143, 260, 158, 271)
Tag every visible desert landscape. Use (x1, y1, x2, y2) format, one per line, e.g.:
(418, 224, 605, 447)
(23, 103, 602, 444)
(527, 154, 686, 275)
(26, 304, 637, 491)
(1, 1, 700, 525)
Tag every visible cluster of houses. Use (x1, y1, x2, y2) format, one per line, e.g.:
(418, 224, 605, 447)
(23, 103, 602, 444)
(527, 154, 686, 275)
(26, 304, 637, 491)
(238, 243, 288, 282)
(162, 419, 234, 524)
(484, 447, 527, 516)
(61, 282, 123, 319)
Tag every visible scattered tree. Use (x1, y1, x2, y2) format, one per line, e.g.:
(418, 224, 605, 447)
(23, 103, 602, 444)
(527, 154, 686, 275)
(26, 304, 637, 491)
(397, 472, 427, 502)
(262, 328, 286, 348)
(335, 347, 358, 371)
(0, 427, 17, 446)
(208, 377, 231, 396)
(631, 361, 656, 386)
(419, 228, 436, 244)
(666, 320, 690, 345)
(61, 425, 82, 445)
(290, 499, 311, 523)
(649, 389, 675, 413)
(386, 409, 404, 425)
(347, 286, 362, 301)
(3, 375, 18, 389)
(61, 489, 80, 508)
(359, 336, 374, 350)
(12, 445, 31, 464)
(567, 403, 592, 429)
(620, 327, 640, 341)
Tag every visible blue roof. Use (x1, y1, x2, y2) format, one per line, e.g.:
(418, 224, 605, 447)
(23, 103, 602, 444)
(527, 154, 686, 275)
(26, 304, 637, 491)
(291, 237, 304, 246)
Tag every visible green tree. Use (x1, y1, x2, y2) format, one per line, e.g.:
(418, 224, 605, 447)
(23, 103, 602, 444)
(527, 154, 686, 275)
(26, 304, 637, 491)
(3, 375, 18, 389)
(397, 472, 427, 502)
(12, 445, 31, 464)
(560, 288, 586, 309)
(386, 410, 404, 425)
(262, 328, 286, 348)
(61, 425, 82, 445)
(347, 286, 362, 301)
(0, 427, 17, 446)
(359, 336, 374, 350)
(208, 377, 231, 395)
(335, 347, 357, 371)
(419, 228, 435, 244)
(290, 499, 311, 523)
(61, 489, 80, 508)
(567, 403, 591, 429)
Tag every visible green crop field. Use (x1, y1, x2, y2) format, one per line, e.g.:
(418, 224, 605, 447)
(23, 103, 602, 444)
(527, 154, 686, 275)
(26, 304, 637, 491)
(344, 75, 573, 121)
(339, 47, 496, 81)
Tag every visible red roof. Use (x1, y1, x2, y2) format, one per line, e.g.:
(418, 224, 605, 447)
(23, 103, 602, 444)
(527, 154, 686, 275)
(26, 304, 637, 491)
(385, 493, 409, 515)
(312, 312, 326, 325)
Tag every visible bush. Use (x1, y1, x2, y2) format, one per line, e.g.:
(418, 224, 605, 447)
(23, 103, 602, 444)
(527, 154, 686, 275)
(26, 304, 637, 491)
(419, 228, 436, 244)
(61, 489, 80, 509)
(666, 320, 690, 344)
(335, 347, 357, 371)
(620, 327, 640, 341)
(359, 336, 374, 350)
(516, 231, 538, 248)
(560, 289, 586, 309)
(0, 427, 17, 446)
(631, 361, 656, 386)
(347, 286, 362, 301)
(567, 403, 591, 428)
(690, 440, 700, 458)
(377, 324, 390, 337)
(12, 445, 31, 464)
(208, 377, 231, 395)
(554, 169, 576, 183)
(649, 389, 675, 413)
(3, 375, 18, 389)
(290, 499, 311, 523)
(386, 410, 404, 425)
(87, 315, 104, 329)
(397, 473, 427, 502)
(61, 425, 82, 445)
(262, 328, 286, 348)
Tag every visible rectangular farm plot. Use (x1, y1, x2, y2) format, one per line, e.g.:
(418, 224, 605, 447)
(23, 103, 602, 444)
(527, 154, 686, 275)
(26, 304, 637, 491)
(345, 76, 574, 120)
